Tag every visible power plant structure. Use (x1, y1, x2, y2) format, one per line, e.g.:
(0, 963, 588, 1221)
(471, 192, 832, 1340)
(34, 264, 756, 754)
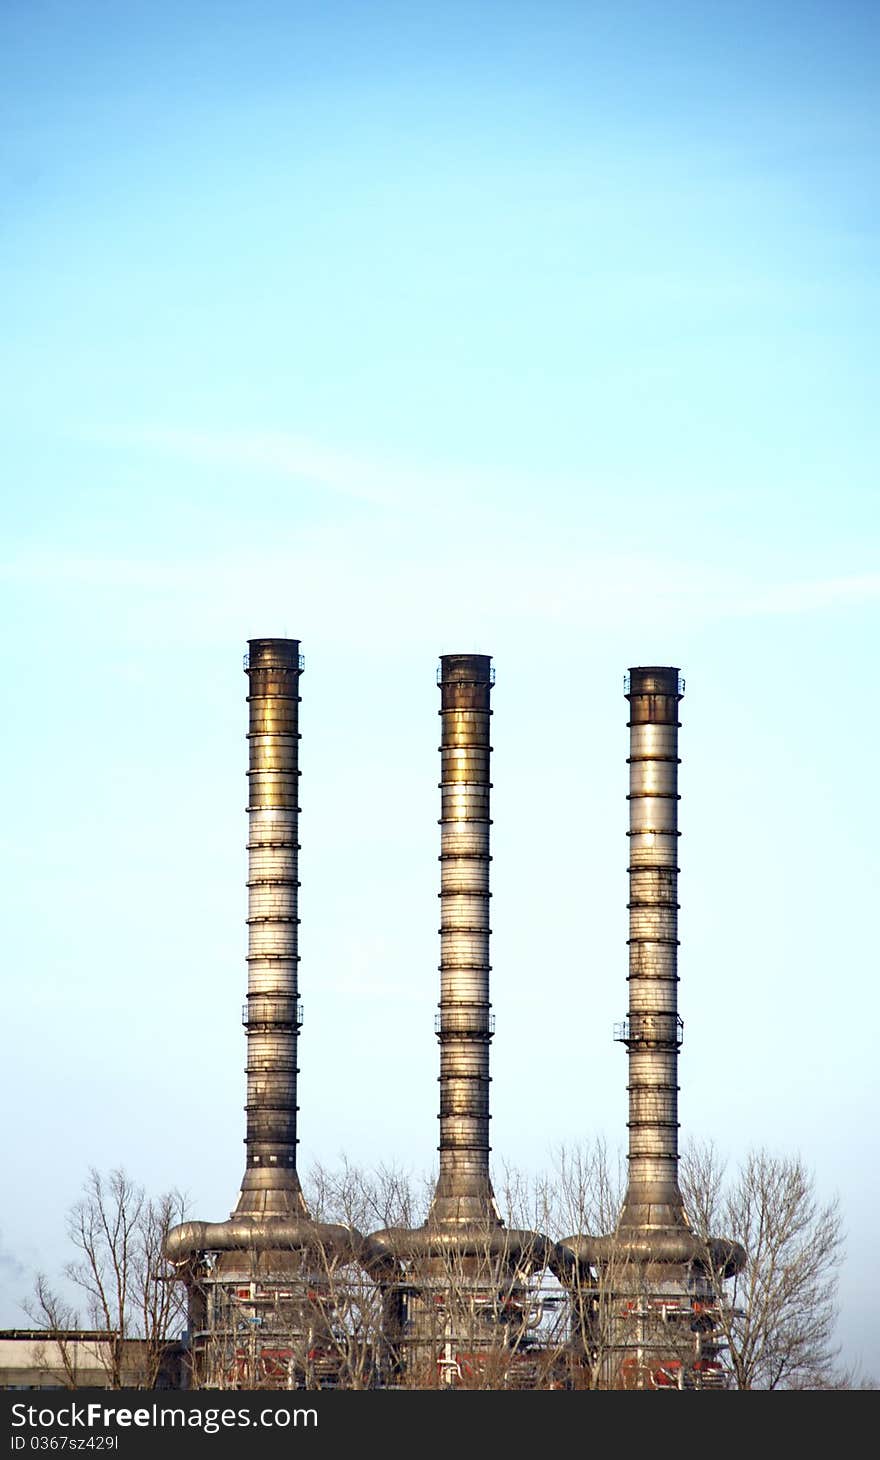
(164, 646, 744, 1390)
(165, 640, 369, 1389)
(367, 655, 559, 1387)
(559, 668, 745, 1389)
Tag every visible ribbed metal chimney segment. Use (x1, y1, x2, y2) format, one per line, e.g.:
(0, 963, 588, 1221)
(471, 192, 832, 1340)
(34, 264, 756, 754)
(365, 654, 554, 1385)
(164, 640, 373, 1394)
(617, 666, 688, 1236)
(234, 637, 307, 1219)
(428, 653, 500, 1229)
(555, 667, 745, 1389)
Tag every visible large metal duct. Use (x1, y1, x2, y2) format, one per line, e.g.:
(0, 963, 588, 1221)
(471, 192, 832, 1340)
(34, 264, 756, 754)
(429, 653, 500, 1229)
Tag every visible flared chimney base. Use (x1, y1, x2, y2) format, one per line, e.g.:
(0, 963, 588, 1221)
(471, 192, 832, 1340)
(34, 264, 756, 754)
(231, 1166, 309, 1220)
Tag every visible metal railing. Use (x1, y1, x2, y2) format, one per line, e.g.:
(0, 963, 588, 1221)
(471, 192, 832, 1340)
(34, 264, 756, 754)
(243, 652, 305, 671)
(623, 671, 685, 696)
(435, 1010, 495, 1035)
(242, 999, 304, 1027)
(614, 1014, 684, 1045)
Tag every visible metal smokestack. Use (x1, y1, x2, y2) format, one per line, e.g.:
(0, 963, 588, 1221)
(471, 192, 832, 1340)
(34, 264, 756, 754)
(236, 637, 307, 1218)
(616, 666, 689, 1239)
(559, 666, 744, 1391)
(166, 640, 363, 1379)
(367, 654, 551, 1384)
(429, 653, 499, 1228)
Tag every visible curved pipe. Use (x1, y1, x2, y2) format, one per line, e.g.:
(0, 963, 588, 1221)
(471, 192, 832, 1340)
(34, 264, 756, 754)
(557, 1231, 746, 1278)
(365, 1225, 564, 1275)
(165, 1217, 363, 1265)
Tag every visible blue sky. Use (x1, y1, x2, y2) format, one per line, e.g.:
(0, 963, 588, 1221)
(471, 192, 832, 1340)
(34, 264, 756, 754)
(1, 1, 878, 1377)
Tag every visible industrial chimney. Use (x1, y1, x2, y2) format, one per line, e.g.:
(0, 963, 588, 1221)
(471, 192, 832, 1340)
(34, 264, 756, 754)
(618, 666, 689, 1246)
(429, 653, 500, 1229)
(165, 639, 362, 1388)
(368, 655, 551, 1384)
(236, 637, 307, 1219)
(558, 667, 744, 1388)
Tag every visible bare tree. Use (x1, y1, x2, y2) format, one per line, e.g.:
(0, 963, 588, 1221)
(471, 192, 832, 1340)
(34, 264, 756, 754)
(185, 1162, 423, 1392)
(23, 1274, 83, 1389)
(305, 1156, 427, 1237)
(123, 1145, 853, 1393)
(309, 1160, 565, 1390)
(375, 1225, 561, 1391)
(519, 1142, 635, 1390)
(681, 1142, 845, 1390)
(808, 1363, 877, 1391)
(25, 1168, 188, 1388)
(305, 1158, 426, 1389)
(191, 1236, 383, 1392)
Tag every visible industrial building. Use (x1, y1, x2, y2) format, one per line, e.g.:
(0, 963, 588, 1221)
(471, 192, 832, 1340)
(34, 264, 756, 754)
(0, 1332, 184, 1390)
(163, 642, 744, 1390)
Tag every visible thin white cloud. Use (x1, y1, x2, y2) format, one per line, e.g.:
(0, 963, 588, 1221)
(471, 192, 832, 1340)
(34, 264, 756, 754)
(87, 425, 501, 512)
(7, 424, 880, 636)
(2, 543, 879, 641)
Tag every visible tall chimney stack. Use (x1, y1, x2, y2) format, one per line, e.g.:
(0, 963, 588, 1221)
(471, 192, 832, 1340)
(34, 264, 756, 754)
(429, 653, 499, 1228)
(235, 637, 307, 1218)
(617, 666, 689, 1238)
(367, 654, 550, 1383)
(558, 666, 744, 1390)
(166, 640, 363, 1392)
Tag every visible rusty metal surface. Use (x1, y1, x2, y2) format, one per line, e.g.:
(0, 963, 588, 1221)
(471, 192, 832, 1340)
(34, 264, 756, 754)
(166, 639, 361, 1269)
(368, 654, 553, 1319)
(617, 665, 689, 1235)
(428, 653, 500, 1229)
(234, 637, 308, 1218)
(559, 667, 744, 1285)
